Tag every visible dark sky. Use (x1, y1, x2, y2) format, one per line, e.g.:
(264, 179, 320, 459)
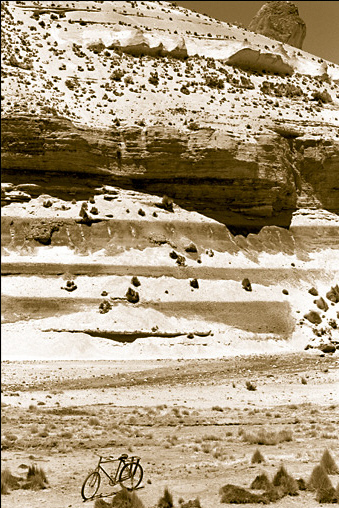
(176, 1, 339, 64)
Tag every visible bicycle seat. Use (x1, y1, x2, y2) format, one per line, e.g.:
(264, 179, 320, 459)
(119, 453, 128, 460)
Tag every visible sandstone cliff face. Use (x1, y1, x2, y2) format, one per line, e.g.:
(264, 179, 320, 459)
(248, 1, 306, 49)
(2, 115, 338, 233)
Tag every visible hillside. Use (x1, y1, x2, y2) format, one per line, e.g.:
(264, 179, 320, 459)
(1, 0, 339, 360)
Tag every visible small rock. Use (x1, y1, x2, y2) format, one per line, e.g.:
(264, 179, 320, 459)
(282, 289, 289, 295)
(242, 278, 252, 291)
(131, 276, 141, 287)
(190, 279, 199, 289)
(315, 297, 329, 312)
(326, 285, 339, 303)
(308, 287, 319, 296)
(126, 287, 139, 304)
(304, 311, 322, 324)
(185, 242, 198, 253)
(320, 343, 336, 354)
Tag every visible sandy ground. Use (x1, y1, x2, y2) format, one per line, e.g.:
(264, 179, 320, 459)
(1, 354, 339, 508)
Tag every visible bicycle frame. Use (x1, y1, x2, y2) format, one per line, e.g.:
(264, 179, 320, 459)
(95, 455, 125, 486)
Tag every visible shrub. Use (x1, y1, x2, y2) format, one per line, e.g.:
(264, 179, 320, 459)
(251, 473, 271, 490)
(1, 468, 21, 494)
(111, 69, 125, 81)
(320, 448, 338, 474)
(94, 499, 111, 508)
(148, 72, 159, 86)
(312, 90, 332, 104)
(219, 484, 267, 504)
(111, 487, 145, 507)
(22, 464, 48, 490)
(65, 78, 79, 90)
(88, 416, 100, 426)
(180, 500, 202, 508)
(205, 74, 224, 89)
(242, 428, 292, 445)
(157, 487, 174, 508)
(272, 465, 299, 496)
(87, 42, 105, 54)
(307, 464, 333, 491)
(251, 449, 265, 464)
(316, 483, 336, 503)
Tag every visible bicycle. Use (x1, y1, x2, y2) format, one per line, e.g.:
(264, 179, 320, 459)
(81, 453, 143, 501)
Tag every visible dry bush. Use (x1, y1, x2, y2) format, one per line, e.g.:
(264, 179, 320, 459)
(251, 449, 265, 464)
(180, 499, 202, 508)
(94, 499, 111, 508)
(241, 428, 292, 445)
(157, 487, 174, 508)
(1, 468, 22, 494)
(307, 464, 333, 491)
(22, 464, 48, 490)
(88, 416, 101, 426)
(111, 487, 145, 508)
(250, 473, 271, 490)
(219, 484, 267, 504)
(320, 448, 338, 474)
(272, 465, 299, 496)
(316, 483, 336, 503)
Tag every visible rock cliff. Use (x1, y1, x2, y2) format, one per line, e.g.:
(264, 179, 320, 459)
(2, 115, 339, 233)
(248, 1, 306, 49)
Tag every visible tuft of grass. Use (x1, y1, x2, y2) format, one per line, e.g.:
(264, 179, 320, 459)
(157, 487, 174, 508)
(250, 473, 271, 490)
(307, 464, 333, 491)
(94, 499, 111, 508)
(251, 449, 265, 464)
(180, 499, 202, 508)
(320, 448, 339, 474)
(22, 464, 48, 491)
(1, 468, 22, 494)
(88, 416, 101, 426)
(219, 484, 267, 504)
(111, 487, 145, 508)
(316, 483, 336, 503)
(272, 465, 299, 496)
(242, 428, 292, 445)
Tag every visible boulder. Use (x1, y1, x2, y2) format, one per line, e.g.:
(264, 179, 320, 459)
(227, 48, 293, 75)
(304, 311, 322, 324)
(315, 297, 329, 312)
(242, 278, 252, 292)
(248, 1, 306, 49)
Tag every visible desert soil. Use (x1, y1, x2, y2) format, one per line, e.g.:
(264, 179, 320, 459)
(1, 353, 339, 508)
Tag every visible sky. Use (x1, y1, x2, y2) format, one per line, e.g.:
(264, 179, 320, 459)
(176, 1, 339, 64)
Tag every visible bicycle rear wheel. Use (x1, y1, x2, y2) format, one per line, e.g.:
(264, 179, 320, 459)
(81, 471, 101, 500)
(119, 462, 143, 490)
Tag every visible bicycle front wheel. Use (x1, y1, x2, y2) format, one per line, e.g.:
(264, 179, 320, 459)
(119, 462, 143, 490)
(81, 471, 101, 500)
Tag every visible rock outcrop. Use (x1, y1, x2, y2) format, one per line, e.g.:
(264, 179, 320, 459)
(226, 48, 293, 75)
(248, 1, 306, 49)
(2, 115, 339, 233)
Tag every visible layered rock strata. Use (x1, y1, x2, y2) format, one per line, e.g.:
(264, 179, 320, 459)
(2, 115, 339, 233)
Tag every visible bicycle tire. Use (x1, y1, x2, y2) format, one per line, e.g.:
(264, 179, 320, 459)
(119, 462, 143, 490)
(81, 471, 101, 500)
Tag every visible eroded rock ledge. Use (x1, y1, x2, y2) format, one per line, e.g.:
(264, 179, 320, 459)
(2, 115, 338, 232)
